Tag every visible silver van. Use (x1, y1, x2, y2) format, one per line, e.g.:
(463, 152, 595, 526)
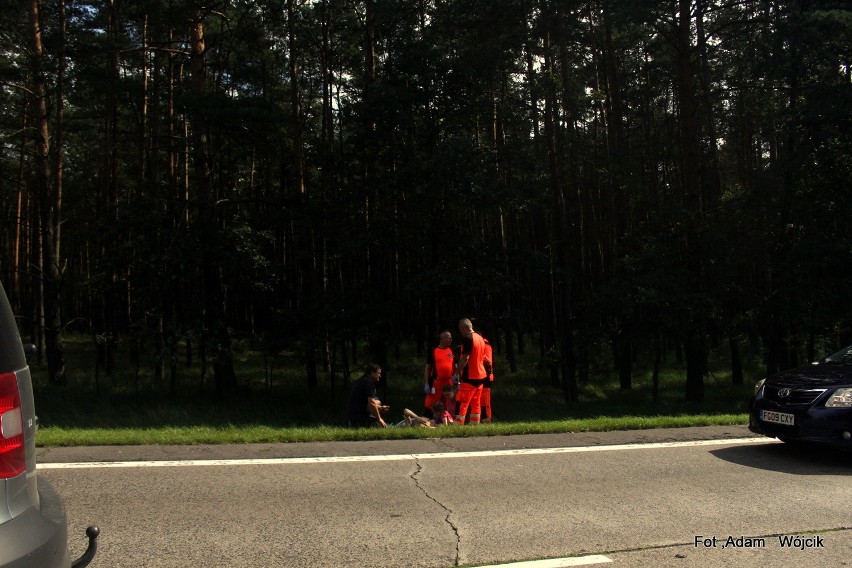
(0, 282, 97, 567)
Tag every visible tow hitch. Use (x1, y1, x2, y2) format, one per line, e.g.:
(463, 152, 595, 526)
(71, 526, 100, 568)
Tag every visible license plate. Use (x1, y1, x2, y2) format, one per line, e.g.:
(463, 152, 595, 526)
(760, 410, 795, 426)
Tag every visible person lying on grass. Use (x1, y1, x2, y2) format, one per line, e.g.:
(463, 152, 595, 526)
(396, 408, 433, 428)
(396, 403, 455, 428)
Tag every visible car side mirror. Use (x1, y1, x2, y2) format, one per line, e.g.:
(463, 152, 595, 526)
(23, 343, 36, 359)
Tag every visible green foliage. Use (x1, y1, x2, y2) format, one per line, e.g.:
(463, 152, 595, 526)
(2, 0, 851, 406)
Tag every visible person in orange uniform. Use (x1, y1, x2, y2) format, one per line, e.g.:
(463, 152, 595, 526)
(481, 337, 494, 424)
(454, 318, 487, 424)
(424, 330, 455, 414)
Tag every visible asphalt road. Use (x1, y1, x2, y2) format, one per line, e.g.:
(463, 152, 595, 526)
(38, 425, 851, 568)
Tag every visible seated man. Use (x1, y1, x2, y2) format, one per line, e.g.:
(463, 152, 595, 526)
(347, 363, 389, 427)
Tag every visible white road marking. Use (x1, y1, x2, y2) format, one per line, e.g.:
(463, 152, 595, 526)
(38, 437, 776, 470)
(476, 555, 612, 567)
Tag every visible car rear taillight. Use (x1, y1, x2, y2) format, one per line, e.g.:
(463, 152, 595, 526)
(0, 371, 25, 478)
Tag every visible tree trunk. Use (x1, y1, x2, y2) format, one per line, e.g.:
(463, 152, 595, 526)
(695, 0, 722, 209)
(730, 335, 744, 385)
(288, 0, 305, 196)
(652, 334, 662, 403)
(14, 97, 29, 311)
(617, 325, 632, 391)
(288, 0, 318, 389)
(189, 4, 236, 398)
(684, 333, 706, 403)
(29, 0, 65, 385)
(139, 13, 149, 195)
(504, 319, 517, 373)
(676, 0, 705, 402)
(602, 4, 626, 261)
(542, 4, 576, 403)
(55, 0, 66, 259)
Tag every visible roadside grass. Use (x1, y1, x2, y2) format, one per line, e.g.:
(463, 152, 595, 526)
(35, 414, 748, 447)
(32, 333, 757, 447)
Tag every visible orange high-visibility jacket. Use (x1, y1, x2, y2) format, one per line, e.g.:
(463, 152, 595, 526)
(483, 339, 494, 381)
(429, 346, 455, 380)
(461, 332, 487, 380)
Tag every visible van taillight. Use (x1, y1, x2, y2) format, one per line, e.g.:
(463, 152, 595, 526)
(0, 371, 25, 478)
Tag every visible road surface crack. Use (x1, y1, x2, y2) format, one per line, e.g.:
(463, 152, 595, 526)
(411, 457, 461, 566)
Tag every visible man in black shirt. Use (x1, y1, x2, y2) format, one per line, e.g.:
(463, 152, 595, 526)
(347, 363, 389, 427)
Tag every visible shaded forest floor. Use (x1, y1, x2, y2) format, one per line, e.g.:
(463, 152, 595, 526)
(31, 334, 760, 430)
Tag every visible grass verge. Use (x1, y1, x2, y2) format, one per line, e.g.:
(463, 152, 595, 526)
(36, 413, 748, 447)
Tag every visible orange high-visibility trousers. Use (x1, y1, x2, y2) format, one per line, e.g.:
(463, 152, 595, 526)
(455, 382, 483, 424)
(425, 376, 453, 411)
(480, 384, 492, 423)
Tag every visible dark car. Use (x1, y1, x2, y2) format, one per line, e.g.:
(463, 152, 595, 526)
(0, 281, 98, 567)
(749, 345, 852, 449)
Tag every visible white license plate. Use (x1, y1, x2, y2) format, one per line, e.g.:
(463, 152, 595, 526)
(761, 410, 795, 426)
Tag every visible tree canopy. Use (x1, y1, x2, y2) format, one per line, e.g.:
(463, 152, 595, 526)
(2, 0, 850, 401)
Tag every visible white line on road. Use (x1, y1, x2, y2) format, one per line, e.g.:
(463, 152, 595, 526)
(476, 554, 613, 567)
(38, 437, 776, 470)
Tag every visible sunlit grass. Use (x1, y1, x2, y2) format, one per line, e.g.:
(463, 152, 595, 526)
(36, 413, 749, 447)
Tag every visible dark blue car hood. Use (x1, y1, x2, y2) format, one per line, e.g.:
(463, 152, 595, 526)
(767, 363, 852, 388)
